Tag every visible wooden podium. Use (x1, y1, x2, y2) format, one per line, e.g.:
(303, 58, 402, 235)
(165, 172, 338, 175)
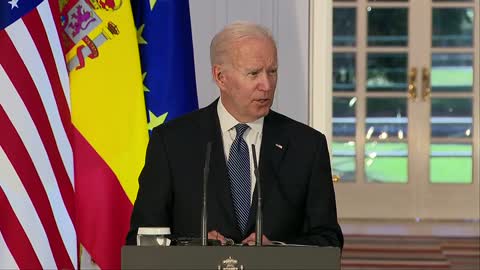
(122, 246, 341, 270)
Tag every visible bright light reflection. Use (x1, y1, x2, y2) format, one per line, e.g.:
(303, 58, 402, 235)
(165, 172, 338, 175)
(467, 9, 474, 20)
(366, 127, 374, 139)
(349, 97, 357, 107)
(465, 129, 471, 136)
(368, 152, 377, 159)
(398, 129, 404, 139)
(379, 131, 388, 140)
(347, 141, 355, 146)
(366, 159, 374, 166)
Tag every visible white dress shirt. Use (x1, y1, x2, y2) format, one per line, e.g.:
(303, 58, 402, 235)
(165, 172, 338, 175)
(217, 99, 263, 203)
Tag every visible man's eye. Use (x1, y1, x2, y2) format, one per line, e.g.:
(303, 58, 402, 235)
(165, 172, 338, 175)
(269, 69, 278, 75)
(249, 71, 259, 76)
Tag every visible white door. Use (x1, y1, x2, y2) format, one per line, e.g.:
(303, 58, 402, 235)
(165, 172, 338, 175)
(325, 0, 479, 219)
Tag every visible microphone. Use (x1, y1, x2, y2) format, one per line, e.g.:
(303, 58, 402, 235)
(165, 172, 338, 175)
(171, 142, 218, 247)
(201, 141, 212, 246)
(251, 144, 262, 246)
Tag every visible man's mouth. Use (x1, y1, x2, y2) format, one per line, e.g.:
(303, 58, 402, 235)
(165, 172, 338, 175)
(255, 99, 270, 105)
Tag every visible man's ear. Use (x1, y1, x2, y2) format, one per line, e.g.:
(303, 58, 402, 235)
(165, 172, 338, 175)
(212, 64, 226, 88)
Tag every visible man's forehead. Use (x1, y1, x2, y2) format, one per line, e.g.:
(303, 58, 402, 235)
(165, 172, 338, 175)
(232, 37, 276, 52)
(229, 38, 277, 65)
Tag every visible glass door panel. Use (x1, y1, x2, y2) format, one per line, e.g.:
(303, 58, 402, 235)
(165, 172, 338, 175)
(365, 142, 408, 183)
(368, 8, 408, 46)
(365, 98, 408, 140)
(367, 53, 408, 91)
(430, 143, 473, 183)
(333, 97, 357, 137)
(432, 8, 474, 47)
(333, 53, 356, 91)
(431, 98, 473, 139)
(431, 53, 473, 92)
(333, 8, 357, 46)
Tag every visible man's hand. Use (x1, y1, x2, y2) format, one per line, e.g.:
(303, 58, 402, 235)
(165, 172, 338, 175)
(242, 233, 272, 245)
(208, 230, 227, 245)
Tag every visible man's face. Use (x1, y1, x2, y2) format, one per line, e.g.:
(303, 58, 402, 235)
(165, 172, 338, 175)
(215, 37, 278, 122)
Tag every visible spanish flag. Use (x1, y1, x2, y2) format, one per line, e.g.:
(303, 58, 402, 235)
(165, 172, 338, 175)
(59, 0, 148, 268)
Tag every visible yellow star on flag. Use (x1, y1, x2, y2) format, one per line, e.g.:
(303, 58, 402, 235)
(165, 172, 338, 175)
(148, 111, 168, 130)
(149, 0, 157, 10)
(137, 24, 147, 45)
(142, 72, 150, 92)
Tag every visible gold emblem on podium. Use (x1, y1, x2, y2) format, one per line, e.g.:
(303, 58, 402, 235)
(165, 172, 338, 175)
(217, 256, 244, 270)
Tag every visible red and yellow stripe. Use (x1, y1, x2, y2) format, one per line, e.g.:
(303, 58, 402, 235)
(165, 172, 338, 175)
(66, 0, 148, 268)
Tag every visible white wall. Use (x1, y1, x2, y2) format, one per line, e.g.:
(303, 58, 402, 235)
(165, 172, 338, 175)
(189, 0, 310, 124)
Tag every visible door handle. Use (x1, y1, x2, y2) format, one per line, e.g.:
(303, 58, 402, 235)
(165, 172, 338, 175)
(422, 67, 431, 101)
(408, 67, 417, 101)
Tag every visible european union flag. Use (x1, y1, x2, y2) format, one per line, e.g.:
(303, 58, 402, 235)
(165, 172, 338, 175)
(132, 0, 198, 130)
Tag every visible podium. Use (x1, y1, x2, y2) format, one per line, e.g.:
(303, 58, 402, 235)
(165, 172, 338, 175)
(122, 246, 341, 270)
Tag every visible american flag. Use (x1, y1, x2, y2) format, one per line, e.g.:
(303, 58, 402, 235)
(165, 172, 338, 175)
(0, 0, 77, 269)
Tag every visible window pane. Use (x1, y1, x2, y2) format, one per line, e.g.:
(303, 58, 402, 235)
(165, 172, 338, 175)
(333, 97, 356, 137)
(432, 8, 474, 47)
(431, 98, 472, 138)
(332, 141, 356, 182)
(366, 98, 407, 139)
(368, 8, 408, 46)
(333, 53, 356, 91)
(365, 142, 408, 183)
(430, 143, 472, 183)
(334, 8, 356, 46)
(431, 53, 473, 92)
(367, 53, 407, 91)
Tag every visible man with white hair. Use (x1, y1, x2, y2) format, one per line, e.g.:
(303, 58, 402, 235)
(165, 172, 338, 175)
(127, 21, 343, 248)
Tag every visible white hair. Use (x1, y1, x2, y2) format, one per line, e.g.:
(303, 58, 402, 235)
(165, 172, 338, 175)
(210, 21, 276, 67)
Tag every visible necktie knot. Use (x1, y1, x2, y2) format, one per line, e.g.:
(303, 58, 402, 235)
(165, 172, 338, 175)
(235, 124, 249, 139)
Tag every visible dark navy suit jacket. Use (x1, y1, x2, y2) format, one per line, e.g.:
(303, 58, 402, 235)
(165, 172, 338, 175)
(126, 100, 343, 247)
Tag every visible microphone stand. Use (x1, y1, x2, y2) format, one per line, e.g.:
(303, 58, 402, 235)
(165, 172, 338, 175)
(251, 144, 262, 246)
(201, 142, 212, 246)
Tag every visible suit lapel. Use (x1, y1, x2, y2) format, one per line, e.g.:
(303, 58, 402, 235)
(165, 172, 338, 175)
(245, 111, 289, 234)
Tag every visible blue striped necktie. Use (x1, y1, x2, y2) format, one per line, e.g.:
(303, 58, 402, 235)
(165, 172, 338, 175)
(227, 124, 251, 235)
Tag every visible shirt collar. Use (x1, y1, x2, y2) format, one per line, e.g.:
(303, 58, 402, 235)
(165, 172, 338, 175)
(217, 98, 264, 134)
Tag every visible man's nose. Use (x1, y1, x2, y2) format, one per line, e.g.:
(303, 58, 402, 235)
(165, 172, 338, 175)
(258, 73, 274, 91)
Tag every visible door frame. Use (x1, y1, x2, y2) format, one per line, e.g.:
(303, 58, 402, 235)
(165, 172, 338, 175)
(309, 0, 480, 219)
